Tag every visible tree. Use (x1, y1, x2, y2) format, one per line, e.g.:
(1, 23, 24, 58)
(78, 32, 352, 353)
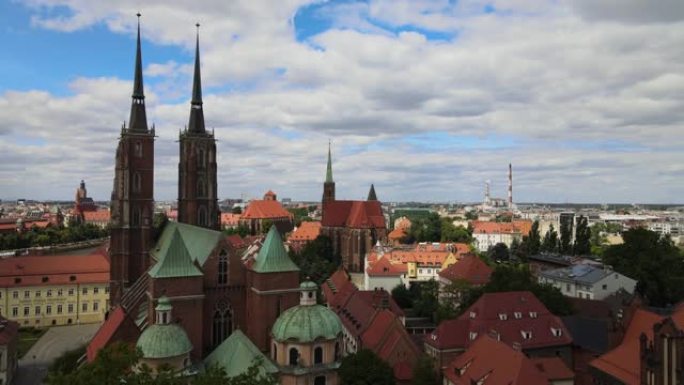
(412, 280, 440, 319)
(261, 219, 273, 235)
(339, 349, 395, 385)
(391, 284, 413, 309)
(289, 235, 338, 283)
(527, 220, 541, 255)
(231, 206, 242, 214)
(541, 225, 559, 253)
(412, 356, 438, 385)
(559, 215, 574, 254)
(487, 242, 509, 262)
(440, 220, 472, 243)
(573, 215, 591, 255)
(465, 211, 478, 220)
(152, 212, 169, 242)
(603, 228, 684, 307)
(224, 224, 250, 238)
(409, 213, 441, 243)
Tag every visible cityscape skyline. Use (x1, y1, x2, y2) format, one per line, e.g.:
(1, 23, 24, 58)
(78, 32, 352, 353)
(1, 1, 683, 203)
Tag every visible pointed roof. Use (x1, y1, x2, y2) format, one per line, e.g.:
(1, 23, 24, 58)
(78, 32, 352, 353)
(367, 184, 377, 201)
(204, 330, 278, 377)
(251, 226, 299, 273)
(151, 221, 224, 267)
(187, 23, 206, 134)
(325, 141, 334, 183)
(148, 228, 203, 278)
(129, 13, 148, 132)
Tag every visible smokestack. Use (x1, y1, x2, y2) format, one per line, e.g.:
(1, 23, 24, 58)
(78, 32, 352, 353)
(485, 180, 491, 204)
(508, 163, 513, 208)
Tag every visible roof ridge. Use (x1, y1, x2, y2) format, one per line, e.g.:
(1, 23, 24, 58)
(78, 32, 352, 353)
(148, 227, 203, 278)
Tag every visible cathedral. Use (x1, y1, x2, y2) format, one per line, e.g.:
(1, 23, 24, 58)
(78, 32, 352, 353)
(89, 17, 344, 383)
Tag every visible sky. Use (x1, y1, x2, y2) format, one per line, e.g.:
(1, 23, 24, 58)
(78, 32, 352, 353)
(0, 0, 683, 204)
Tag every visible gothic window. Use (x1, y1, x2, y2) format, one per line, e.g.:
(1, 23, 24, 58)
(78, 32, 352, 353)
(211, 306, 233, 348)
(289, 348, 299, 366)
(273, 344, 277, 361)
(314, 346, 323, 364)
(197, 149, 205, 169)
(314, 376, 326, 385)
(198, 207, 207, 227)
(132, 208, 141, 226)
(197, 178, 206, 197)
(218, 250, 228, 285)
(134, 141, 142, 157)
(133, 172, 141, 193)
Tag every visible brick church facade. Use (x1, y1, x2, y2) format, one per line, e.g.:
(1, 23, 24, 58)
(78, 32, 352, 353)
(89, 19, 301, 361)
(320, 144, 388, 272)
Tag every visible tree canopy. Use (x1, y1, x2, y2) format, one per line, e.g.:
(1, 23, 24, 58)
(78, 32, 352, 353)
(289, 235, 339, 283)
(573, 215, 591, 255)
(0, 222, 107, 251)
(339, 349, 395, 385)
(603, 228, 684, 307)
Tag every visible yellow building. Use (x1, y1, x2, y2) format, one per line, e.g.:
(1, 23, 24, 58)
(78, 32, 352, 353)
(0, 253, 110, 327)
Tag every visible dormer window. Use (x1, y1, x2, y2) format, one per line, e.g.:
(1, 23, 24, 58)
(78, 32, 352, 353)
(498, 313, 508, 320)
(469, 331, 478, 340)
(456, 359, 473, 376)
(521, 330, 532, 340)
(514, 312, 522, 319)
(469, 311, 476, 319)
(551, 327, 563, 337)
(529, 311, 537, 318)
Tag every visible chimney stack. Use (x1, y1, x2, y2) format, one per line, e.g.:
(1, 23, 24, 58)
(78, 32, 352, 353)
(508, 163, 513, 208)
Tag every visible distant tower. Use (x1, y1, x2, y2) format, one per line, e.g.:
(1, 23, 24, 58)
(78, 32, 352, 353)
(367, 184, 377, 201)
(177, 24, 220, 230)
(484, 180, 491, 205)
(109, 14, 155, 307)
(322, 142, 335, 203)
(508, 163, 513, 208)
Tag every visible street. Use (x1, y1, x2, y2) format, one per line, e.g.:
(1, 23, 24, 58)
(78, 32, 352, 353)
(14, 323, 101, 385)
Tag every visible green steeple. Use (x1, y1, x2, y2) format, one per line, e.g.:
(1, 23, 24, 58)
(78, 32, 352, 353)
(188, 23, 205, 134)
(148, 228, 203, 278)
(128, 13, 148, 132)
(204, 330, 278, 377)
(252, 226, 299, 273)
(325, 141, 334, 183)
(367, 184, 377, 201)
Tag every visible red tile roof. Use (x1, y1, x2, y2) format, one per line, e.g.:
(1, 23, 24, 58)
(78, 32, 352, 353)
(288, 221, 321, 242)
(366, 256, 407, 276)
(226, 234, 246, 249)
(0, 253, 109, 287)
(443, 335, 550, 385)
(241, 200, 292, 220)
(220, 213, 241, 226)
(388, 228, 407, 241)
(427, 291, 572, 351)
(322, 200, 385, 229)
(530, 357, 574, 381)
(83, 210, 110, 222)
(589, 309, 663, 385)
(471, 220, 532, 235)
(86, 307, 139, 362)
(438, 254, 492, 286)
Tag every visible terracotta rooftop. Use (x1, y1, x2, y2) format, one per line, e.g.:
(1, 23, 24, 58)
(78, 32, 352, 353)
(387, 228, 407, 241)
(438, 254, 493, 286)
(471, 220, 533, 235)
(86, 306, 139, 362)
(83, 210, 110, 222)
(0, 253, 109, 287)
(241, 200, 292, 220)
(443, 335, 551, 385)
(427, 291, 572, 351)
(322, 200, 385, 229)
(288, 221, 321, 242)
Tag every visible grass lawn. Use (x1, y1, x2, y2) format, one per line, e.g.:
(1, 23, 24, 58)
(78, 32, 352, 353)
(17, 327, 48, 358)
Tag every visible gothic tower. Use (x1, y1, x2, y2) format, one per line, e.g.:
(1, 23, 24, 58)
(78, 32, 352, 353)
(109, 14, 155, 307)
(177, 24, 220, 230)
(322, 142, 335, 203)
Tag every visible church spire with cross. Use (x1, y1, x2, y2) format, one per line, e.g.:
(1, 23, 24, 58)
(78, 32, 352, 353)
(188, 23, 205, 134)
(128, 13, 148, 132)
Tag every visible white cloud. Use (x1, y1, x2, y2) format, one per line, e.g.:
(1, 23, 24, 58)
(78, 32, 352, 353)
(2, 0, 684, 203)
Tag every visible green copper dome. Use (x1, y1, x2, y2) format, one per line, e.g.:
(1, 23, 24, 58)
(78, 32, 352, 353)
(136, 323, 193, 359)
(272, 304, 342, 343)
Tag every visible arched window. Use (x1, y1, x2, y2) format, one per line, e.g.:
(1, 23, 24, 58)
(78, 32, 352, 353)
(197, 179, 206, 197)
(218, 250, 228, 285)
(197, 149, 205, 168)
(334, 342, 340, 360)
(133, 172, 142, 193)
(211, 306, 233, 348)
(314, 346, 323, 364)
(289, 348, 299, 366)
(198, 207, 207, 227)
(132, 208, 141, 226)
(314, 376, 326, 385)
(134, 141, 142, 157)
(272, 344, 277, 361)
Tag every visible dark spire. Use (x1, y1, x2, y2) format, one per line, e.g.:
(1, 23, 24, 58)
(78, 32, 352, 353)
(187, 23, 206, 134)
(367, 184, 377, 201)
(325, 141, 333, 183)
(129, 13, 148, 132)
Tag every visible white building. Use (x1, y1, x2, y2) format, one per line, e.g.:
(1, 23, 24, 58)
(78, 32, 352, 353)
(538, 264, 637, 300)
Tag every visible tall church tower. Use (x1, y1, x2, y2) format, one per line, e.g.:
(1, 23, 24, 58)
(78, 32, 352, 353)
(109, 14, 155, 307)
(322, 142, 335, 203)
(177, 24, 220, 230)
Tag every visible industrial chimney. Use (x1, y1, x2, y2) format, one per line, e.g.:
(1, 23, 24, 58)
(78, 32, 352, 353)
(508, 163, 513, 208)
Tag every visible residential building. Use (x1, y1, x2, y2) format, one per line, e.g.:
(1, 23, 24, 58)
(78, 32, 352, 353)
(443, 335, 574, 385)
(287, 221, 321, 253)
(425, 291, 573, 371)
(437, 254, 493, 287)
(0, 316, 19, 385)
(0, 253, 110, 327)
(471, 220, 533, 251)
(219, 213, 241, 229)
(364, 242, 470, 291)
(83, 210, 111, 229)
(538, 265, 637, 300)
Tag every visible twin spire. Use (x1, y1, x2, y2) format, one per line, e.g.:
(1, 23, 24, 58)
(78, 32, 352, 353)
(127, 15, 205, 134)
